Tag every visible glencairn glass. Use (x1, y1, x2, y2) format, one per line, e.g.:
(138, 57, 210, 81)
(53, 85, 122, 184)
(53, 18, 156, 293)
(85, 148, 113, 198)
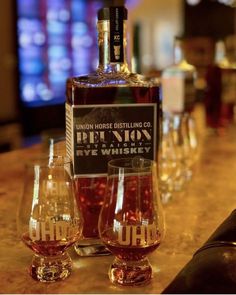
(17, 156, 83, 282)
(172, 113, 196, 181)
(187, 113, 199, 162)
(159, 113, 185, 202)
(99, 157, 165, 286)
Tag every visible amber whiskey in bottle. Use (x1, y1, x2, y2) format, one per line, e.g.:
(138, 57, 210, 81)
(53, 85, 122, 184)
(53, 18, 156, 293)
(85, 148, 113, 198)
(66, 2, 162, 256)
(205, 40, 236, 132)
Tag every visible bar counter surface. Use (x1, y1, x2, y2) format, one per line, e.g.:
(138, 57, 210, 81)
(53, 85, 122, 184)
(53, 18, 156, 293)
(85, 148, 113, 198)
(1, 115, 236, 294)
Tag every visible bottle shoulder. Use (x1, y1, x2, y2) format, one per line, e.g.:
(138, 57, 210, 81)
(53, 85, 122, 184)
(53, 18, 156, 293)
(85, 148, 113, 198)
(162, 60, 196, 75)
(162, 60, 197, 80)
(67, 71, 160, 88)
(217, 58, 236, 70)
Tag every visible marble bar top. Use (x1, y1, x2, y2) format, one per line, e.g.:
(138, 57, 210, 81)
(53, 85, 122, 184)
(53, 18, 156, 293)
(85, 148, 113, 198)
(1, 120, 236, 294)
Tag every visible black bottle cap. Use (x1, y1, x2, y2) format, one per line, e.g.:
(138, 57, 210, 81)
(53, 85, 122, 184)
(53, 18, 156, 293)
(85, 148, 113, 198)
(98, 0, 128, 20)
(104, 0, 125, 5)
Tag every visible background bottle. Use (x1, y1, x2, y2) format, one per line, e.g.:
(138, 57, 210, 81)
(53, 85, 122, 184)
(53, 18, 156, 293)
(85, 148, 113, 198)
(204, 39, 236, 132)
(65, 0, 162, 256)
(161, 36, 197, 114)
(216, 40, 236, 127)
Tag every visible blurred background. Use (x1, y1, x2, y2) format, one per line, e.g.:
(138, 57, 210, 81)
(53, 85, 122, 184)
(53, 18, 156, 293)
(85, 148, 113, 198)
(0, 0, 236, 152)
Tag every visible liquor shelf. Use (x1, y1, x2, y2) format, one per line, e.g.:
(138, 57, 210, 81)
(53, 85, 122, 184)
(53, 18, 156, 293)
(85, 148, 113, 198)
(1, 108, 236, 293)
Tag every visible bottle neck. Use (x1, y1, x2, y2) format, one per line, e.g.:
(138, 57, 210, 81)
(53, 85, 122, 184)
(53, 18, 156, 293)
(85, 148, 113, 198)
(97, 20, 129, 74)
(174, 39, 185, 64)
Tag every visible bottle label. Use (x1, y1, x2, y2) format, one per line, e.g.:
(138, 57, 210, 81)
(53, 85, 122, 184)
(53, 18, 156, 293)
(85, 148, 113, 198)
(110, 7, 124, 63)
(162, 76, 195, 113)
(66, 103, 157, 177)
(162, 76, 185, 112)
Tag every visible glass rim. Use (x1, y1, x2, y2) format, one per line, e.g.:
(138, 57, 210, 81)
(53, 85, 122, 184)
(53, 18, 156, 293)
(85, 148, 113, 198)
(25, 155, 71, 168)
(108, 157, 156, 170)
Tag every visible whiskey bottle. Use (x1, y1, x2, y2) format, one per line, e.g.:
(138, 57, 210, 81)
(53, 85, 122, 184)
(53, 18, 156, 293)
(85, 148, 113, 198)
(161, 37, 197, 114)
(205, 40, 236, 132)
(216, 40, 236, 127)
(65, 1, 162, 256)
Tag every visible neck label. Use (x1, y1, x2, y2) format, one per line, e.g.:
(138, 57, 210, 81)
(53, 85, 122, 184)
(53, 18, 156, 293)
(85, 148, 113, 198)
(110, 7, 124, 63)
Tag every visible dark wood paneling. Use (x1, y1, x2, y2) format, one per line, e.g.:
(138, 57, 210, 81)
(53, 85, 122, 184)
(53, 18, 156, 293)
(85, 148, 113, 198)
(184, 0, 235, 39)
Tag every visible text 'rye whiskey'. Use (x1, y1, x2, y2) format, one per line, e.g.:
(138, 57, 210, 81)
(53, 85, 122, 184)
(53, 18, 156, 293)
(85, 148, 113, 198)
(65, 1, 162, 256)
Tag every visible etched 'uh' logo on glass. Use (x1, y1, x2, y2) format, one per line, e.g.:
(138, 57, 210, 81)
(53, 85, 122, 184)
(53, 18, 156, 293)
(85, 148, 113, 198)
(29, 219, 78, 241)
(117, 223, 157, 246)
(28, 179, 77, 241)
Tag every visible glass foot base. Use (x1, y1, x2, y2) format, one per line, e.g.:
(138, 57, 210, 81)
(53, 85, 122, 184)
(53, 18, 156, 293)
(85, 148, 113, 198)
(109, 257, 152, 286)
(30, 252, 72, 282)
(74, 239, 110, 257)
